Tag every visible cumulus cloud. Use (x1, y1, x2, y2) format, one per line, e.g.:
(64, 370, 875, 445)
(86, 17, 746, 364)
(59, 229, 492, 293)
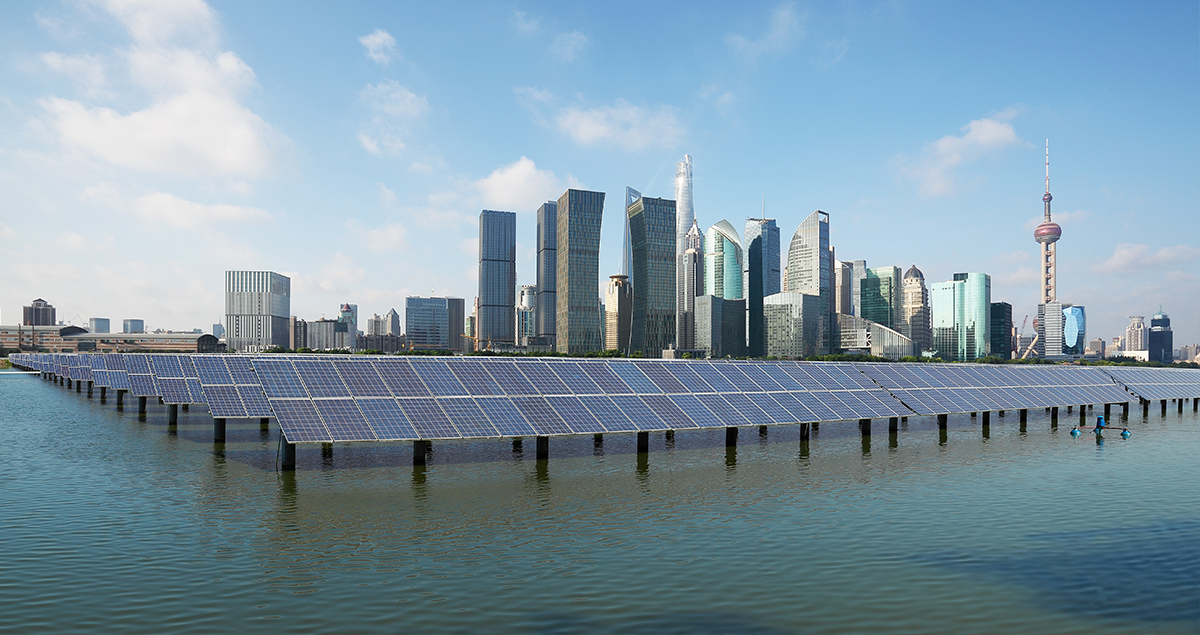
(726, 3, 805, 58)
(1094, 243, 1200, 274)
(358, 79, 429, 155)
(555, 100, 683, 151)
(359, 29, 397, 66)
(475, 157, 574, 211)
(38, 0, 282, 180)
(900, 110, 1023, 196)
(553, 31, 588, 62)
(512, 10, 540, 35)
(41, 52, 108, 95)
(346, 219, 407, 252)
(132, 191, 273, 229)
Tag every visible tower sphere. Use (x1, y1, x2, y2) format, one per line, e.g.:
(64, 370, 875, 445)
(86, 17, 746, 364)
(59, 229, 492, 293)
(1043, 192, 1052, 203)
(1034, 221, 1061, 244)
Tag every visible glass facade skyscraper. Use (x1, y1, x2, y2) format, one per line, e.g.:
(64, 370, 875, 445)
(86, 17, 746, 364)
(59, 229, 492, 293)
(677, 221, 704, 351)
(478, 209, 516, 348)
(627, 193, 676, 356)
(763, 292, 823, 358)
(703, 220, 743, 301)
(604, 274, 632, 353)
(989, 301, 1013, 359)
(535, 201, 557, 340)
(744, 218, 780, 357)
(784, 210, 833, 355)
(405, 296, 465, 351)
(224, 270, 290, 353)
(860, 266, 902, 330)
(556, 189, 605, 354)
(930, 272, 990, 361)
(1148, 309, 1173, 363)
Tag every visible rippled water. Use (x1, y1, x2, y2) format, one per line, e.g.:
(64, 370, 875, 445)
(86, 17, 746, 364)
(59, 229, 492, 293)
(1, 371, 1197, 633)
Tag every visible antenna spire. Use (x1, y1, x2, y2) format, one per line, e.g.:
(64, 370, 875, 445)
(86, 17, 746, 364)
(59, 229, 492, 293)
(1044, 139, 1050, 194)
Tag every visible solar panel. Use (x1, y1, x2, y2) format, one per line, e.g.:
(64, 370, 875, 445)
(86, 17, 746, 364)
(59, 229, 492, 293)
(515, 361, 570, 395)
(721, 392, 771, 424)
(481, 360, 539, 395)
(331, 359, 392, 397)
(224, 357, 259, 385)
(446, 360, 503, 396)
(372, 359, 431, 397)
(270, 399, 333, 442)
(157, 378, 191, 404)
(638, 362, 688, 394)
(695, 394, 750, 426)
(150, 355, 185, 379)
(193, 356, 233, 384)
(128, 374, 159, 397)
(356, 398, 420, 440)
(735, 364, 784, 392)
(640, 394, 698, 428)
(546, 361, 604, 395)
(577, 394, 639, 432)
(578, 362, 634, 394)
(397, 398, 461, 439)
(408, 359, 468, 396)
(294, 359, 352, 398)
(663, 363, 715, 393)
(769, 392, 818, 423)
(608, 362, 660, 394)
(436, 398, 500, 437)
(667, 394, 723, 427)
(609, 394, 667, 431)
(758, 363, 804, 391)
(509, 396, 572, 435)
(253, 358, 308, 398)
(747, 393, 793, 423)
(204, 385, 247, 418)
(474, 397, 538, 436)
(238, 385, 272, 417)
(689, 362, 738, 392)
(313, 398, 377, 441)
(711, 364, 761, 392)
(545, 395, 607, 433)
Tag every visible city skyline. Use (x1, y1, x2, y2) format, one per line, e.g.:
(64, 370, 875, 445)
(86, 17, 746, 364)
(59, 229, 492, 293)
(1, 2, 1197, 346)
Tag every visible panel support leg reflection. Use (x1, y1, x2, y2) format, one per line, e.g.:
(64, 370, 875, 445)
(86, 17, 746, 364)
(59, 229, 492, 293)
(636, 431, 649, 454)
(281, 442, 296, 471)
(536, 436, 549, 461)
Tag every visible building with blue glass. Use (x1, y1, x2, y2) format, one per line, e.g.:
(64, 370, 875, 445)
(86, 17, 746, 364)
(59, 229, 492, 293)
(478, 210, 517, 349)
(556, 189, 605, 354)
(627, 192, 676, 356)
(930, 272, 991, 361)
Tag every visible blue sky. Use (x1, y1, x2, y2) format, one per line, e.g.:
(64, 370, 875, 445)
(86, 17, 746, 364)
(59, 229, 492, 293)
(2, 1, 1197, 347)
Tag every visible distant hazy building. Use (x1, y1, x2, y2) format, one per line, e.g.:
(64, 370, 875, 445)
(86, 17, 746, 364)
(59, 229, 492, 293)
(517, 284, 536, 345)
(704, 220, 743, 300)
(225, 270, 290, 353)
(535, 201, 558, 342)
(308, 318, 353, 350)
(784, 211, 834, 355)
(23, 299, 56, 326)
(674, 156, 695, 353)
(836, 313, 916, 361)
(861, 266, 902, 330)
(123, 319, 145, 334)
(1148, 308, 1173, 364)
(744, 218, 781, 358)
(848, 259, 867, 317)
(627, 191, 676, 356)
(695, 296, 745, 358)
(900, 265, 931, 354)
(384, 308, 400, 336)
(676, 221, 704, 351)
(1125, 316, 1148, 353)
(989, 301, 1013, 359)
(833, 261, 853, 315)
(556, 189, 605, 354)
(930, 272, 991, 361)
(405, 296, 465, 351)
(478, 209, 517, 348)
(212, 323, 225, 338)
(604, 274, 632, 353)
(1085, 338, 1106, 358)
(89, 318, 110, 334)
(764, 292, 824, 358)
(288, 316, 306, 349)
(366, 313, 386, 336)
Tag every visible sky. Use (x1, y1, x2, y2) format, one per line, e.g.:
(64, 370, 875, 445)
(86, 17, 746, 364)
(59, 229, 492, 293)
(1, 0, 1197, 347)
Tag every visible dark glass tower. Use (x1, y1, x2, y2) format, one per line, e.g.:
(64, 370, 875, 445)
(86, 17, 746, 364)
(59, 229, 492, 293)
(556, 189, 605, 354)
(478, 210, 517, 348)
(627, 193, 676, 356)
(744, 218, 780, 357)
(1148, 308, 1173, 363)
(535, 201, 557, 340)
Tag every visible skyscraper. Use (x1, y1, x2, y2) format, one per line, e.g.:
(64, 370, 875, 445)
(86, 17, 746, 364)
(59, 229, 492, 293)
(122, 319, 145, 334)
(535, 201, 557, 341)
(930, 272, 991, 361)
(405, 296, 465, 351)
(900, 265, 931, 354)
(704, 221, 743, 300)
(627, 192, 676, 356)
(89, 317, 110, 334)
(517, 284, 536, 344)
(833, 261, 852, 315)
(849, 259, 867, 317)
(785, 210, 833, 354)
(478, 209, 517, 348)
(1148, 308, 1173, 363)
(224, 270, 290, 352)
(764, 293, 824, 358)
(556, 189, 605, 354)
(604, 274, 632, 353)
(677, 221, 704, 351)
(1125, 316, 1148, 352)
(860, 266, 902, 330)
(744, 218, 780, 357)
(384, 308, 400, 336)
(22, 299, 56, 326)
(674, 156, 695, 354)
(990, 301, 1013, 359)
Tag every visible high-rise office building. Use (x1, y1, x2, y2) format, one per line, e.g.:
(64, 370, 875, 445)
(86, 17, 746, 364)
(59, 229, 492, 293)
(556, 189, 605, 354)
(704, 220, 743, 300)
(405, 296, 465, 351)
(784, 210, 833, 355)
(535, 201, 557, 340)
(367, 314, 386, 336)
(836, 313, 916, 360)
(764, 292, 824, 358)
(744, 218, 780, 357)
(675, 155, 694, 255)
(930, 272, 991, 361)
(338, 303, 357, 349)
(478, 209, 517, 348)
(1036, 302, 1085, 359)
(1148, 308, 1173, 363)
(677, 221, 704, 351)
(212, 323, 225, 339)
(695, 295, 745, 358)
(861, 266, 902, 330)
(989, 301, 1013, 359)
(849, 259, 867, 317)
(1125, 316, 1147, 352)
(89, 318, 110, 334)
(900, 265, 931, 354)
(517, 284, 536, 345)
(627, 192, 676, 356)
(122, 318, 145, 334)
(604, 275, 632, 353)
(833, 261, 852, 315)
(23, 299, 56, 326)
(384, 308, 400, 336)
(225, 271, 290, 353)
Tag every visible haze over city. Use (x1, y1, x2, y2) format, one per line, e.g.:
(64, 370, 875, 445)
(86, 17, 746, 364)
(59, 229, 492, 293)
(1, 0, 1196, 346)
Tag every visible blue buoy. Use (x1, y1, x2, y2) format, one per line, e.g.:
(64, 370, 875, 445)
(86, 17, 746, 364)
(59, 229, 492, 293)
(1070, 428, 1081, 437)
(1121, 429, 1131, 439)
(1096, 415, 1106, 429)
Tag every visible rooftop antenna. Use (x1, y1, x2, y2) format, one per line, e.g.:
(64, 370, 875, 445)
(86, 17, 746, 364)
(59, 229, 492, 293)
(761, 193, 765, 217)
(1045, 139, 1050, 195)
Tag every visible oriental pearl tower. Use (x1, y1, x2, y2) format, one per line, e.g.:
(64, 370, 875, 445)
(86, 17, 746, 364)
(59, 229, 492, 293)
(1034, 140, 1061, 304)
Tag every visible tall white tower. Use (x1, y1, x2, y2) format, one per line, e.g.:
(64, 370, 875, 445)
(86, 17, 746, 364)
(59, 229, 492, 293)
(1033, 140, 1062, 304)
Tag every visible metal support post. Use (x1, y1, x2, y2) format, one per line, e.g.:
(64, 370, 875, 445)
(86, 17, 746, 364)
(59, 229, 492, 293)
(1050, 406, 1058, 421)
(138, 396, 147, 414)
(536, 436, 549, 460)
(888, 417, 899, 432)
(75, 380, 81, 393)
(413, 440, 428, 466)
(116, 390, 125, 408)
(1161, 400, 1167, 416)
(799, 422, 810, 441)
(281, 443, 296, 470)
(1019, 409, 1028, 423)
(937, 413, 948, 429)
(100, 386, 107, 401)
(981, 411, 990, 425)
(1104, 403, 1111, 419)
(1122, 402, 1129, 417)
(87, 381, 93, 398)
(213, 418, 226, 443)
(1079, 407, 1086, 424)
(859, 418, 871, 436)
(168, 404, 178, 425)
(725, 426, 738, 447)
(1179, 399, 1184, 413)
(636, 431, 649, 453)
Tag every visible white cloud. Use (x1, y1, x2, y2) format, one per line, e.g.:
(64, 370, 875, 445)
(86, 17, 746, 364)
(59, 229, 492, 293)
(41, 52, 108, 95)
(726, 3, 805, 58)
(512, 10, 540, 35)
(900, 110, 1023, 196)
(1094, 243, 1200, 274)
(345, 219, 407, 252)
(0, 223, 16, 240)
(475, 157, 571, 211)
(555, 100, 683, 151)
(552, 31, 588, 62)
(38, 0, 282, 180)
(359, 29, 397, 66)
(376, 182, 398, 207)
(132, 191, 273, 229)
(358, 79, 429, 155)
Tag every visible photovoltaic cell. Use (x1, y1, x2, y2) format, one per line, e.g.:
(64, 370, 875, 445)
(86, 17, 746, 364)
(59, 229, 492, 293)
(294, 359, 352, 398)
(748, 393, 793, 423)
(577, 395, 639, 432)
(545, 396, 606, 433)
(609, 394, 666, 431)
(640, 394, 698, 428)
(638, 363, 688, 394)
(254, 358, 308, 399)
(663, 363, 715, 393)
(446, 360, 502, 396)
(546, 362, 603, 395)
(721, 392, 772, 424)
(356, 398, 420, 440)
(372, 359, 431, 397)
(482, 360, 538, 396)
(238, 386, 272, 417)
(690, 363, 738, 392)
(225, 357, 259, 386)
(150, 355, 185, 379)
(313, 398, 377, 441)
(735, 364, 784, 392)
(331, 359, 392, 397)
(158, 377, 191, 404)
(128, 374, 159, 397)
(769, 392, 817, 422)
(712, 364, 762, 392)
(397, 398, 461, 439)
(667, 394, 723, 427)
(758, 363, 804, 391)
(204, 385, 246, 418)
(474, 397, 538, 437)
(408, 359, 468, 397)
(511, 396, 573, 435)
(608, 362, 661, 394)
(436, 398, 499, 438)
(270, 399, 332, 443)
(515, 361, 570, 395)
(577, 362, 633, 394)
(193, 356, 233, 385)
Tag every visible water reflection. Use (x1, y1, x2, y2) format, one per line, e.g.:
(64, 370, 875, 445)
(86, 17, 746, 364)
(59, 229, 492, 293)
(592, 434, 603, 456)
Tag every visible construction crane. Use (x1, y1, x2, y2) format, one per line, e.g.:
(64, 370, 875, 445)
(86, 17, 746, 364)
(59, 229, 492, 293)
(462, 334, 493, 353)
(1013, 315, 1029, 359)
(1020, 316, 1040, 359)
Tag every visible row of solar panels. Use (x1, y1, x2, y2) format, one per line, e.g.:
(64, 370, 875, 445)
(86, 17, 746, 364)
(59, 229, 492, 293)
(12, 353, 1200, 445)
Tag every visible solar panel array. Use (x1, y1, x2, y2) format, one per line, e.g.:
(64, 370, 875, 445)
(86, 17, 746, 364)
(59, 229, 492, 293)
(11, 353, 1199, 445)
(858, 363, 1133, 415)
(1101, 367, 1200, 400)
